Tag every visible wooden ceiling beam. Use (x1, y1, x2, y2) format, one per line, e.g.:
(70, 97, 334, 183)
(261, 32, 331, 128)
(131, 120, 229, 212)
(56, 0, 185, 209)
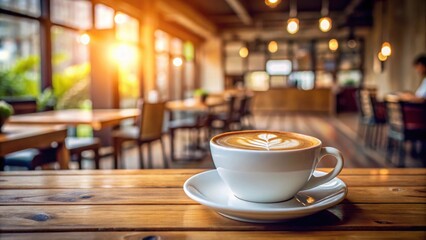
(224, 0, 253, 25)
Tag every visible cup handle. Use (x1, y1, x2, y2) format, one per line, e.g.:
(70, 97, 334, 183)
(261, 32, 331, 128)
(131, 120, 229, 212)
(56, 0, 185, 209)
(301, 147, 344, 190)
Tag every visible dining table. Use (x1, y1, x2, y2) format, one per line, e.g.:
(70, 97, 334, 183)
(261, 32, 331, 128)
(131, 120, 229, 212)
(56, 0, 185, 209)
(8, 109, 140, 131)
(0, 168, 424, 239)
(0, 124, 69, 170)
(166, 96, 226, 112)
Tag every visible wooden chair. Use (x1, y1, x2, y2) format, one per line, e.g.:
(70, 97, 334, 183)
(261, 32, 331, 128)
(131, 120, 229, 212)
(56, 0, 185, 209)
(5, 137, 101, 170)
(66, 137, 101, 169)
(208, 95, 238, 134)
(356, 89, 386, 148)
(241, 94, 255, 129)
(4, 148, 57, 170)
(169, 112, 208, 161)
(113, 100, 168, 169)
(385, 96, 426, 167)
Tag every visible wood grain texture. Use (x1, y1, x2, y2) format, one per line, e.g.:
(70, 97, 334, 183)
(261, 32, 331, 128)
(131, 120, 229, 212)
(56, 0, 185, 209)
(0, 186, 424, 205)
(1, 169, 425, 238)
(0, 204, 425, 232)
(1, 174, 425, 189)
(1, 231, 425, 240)
(2, 168, 425, 176)
(8, 109, 140, 130)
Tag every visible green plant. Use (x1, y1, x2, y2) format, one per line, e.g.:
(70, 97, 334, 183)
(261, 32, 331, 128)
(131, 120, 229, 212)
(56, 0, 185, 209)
(0, 100, 14, 132)
(193, 88, 208, 97)
(37, 87, 56, 111)
(53, 63, 90, 109)
(0, 100, 13, 119)
(0, 56, 40, 97)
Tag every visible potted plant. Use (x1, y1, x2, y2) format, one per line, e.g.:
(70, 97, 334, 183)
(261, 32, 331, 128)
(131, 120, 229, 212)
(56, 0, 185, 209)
(0, 101, 13, 133)
(193, 88, 209, 103)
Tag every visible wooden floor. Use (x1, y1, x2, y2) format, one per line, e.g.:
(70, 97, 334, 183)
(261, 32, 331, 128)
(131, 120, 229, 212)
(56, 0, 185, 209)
(6, 112, 425, 170)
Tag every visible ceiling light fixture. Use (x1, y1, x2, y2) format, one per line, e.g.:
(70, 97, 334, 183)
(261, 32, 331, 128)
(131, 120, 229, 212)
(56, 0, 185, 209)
(239, 46, 249, 58)
(328, 39, 338, 51)
(319, 0, 332, 32)
(377, 51, 387, 62)
(265, 0, 281, 8)
(268, 41, 278, 53)
(286, 0, 299, 34)
(380, 42, 392, 57)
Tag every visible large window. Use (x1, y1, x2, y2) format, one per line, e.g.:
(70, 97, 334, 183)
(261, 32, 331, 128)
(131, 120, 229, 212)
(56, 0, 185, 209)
(112, 12, 140, 108)
(51, 26, 90, 109)
(0, 0, 40, 17)
(0, 14, 40, 98)
(155, 30, 196, 101)
(50, 0, 92, 110)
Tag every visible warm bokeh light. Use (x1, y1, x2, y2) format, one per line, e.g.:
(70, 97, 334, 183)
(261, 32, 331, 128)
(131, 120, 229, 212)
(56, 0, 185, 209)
(111, 44, 137, 65)
(239, 47, 249, 58)
(114, 13, 127, 24)
(328, 39, 338, 51)
(172, 57, 183, 67)
(347, 39, 357, 49)
(265, 0, 281, 8)
(381, 42, 392, 57)
(78, 33, 90, 45)
(287, 18, 299, 34)
(378, 51, 387, 61)
(268, 41, 278, 53)
(319, 17, 332, 32)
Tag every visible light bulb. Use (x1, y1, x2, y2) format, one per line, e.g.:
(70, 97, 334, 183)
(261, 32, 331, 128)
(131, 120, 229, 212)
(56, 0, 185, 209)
(78, 33, 90, 45)
(268, 41, 278, 53)
(319, 17, 332, 32)
(265, 0, 281, 8)
(381, 42, 392, 57)
(114, 13, 127, 24)
(328, 39, 338, 51)
(378, 51, 387, 62)
(287, 18, 299, 34)
(239, 47, 249, 58)
(172, 57, 183, 67)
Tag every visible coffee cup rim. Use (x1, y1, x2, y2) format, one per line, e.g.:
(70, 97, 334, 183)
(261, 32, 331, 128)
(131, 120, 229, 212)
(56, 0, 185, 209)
(210, 130, 322, 152)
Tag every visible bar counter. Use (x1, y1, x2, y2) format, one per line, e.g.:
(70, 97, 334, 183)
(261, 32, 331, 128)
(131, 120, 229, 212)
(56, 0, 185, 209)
(253, 88, 334, 114)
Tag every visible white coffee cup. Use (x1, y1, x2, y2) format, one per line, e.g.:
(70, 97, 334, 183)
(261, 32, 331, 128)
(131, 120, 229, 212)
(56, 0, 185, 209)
(210, 130, 344, 203)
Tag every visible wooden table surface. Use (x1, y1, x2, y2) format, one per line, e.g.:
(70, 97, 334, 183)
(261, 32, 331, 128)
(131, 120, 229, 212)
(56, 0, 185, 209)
(166, 97, 225, 112)
(0, 168, 425, 239)
(0, 124, 69, 170)
(8, 109, 140, 130)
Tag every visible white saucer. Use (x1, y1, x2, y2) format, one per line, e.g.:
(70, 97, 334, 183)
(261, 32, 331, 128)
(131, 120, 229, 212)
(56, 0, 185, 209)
(183, 170, 347, 223)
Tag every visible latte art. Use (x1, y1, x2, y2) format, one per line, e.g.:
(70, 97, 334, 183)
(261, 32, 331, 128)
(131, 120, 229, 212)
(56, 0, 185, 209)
(213, 131, 318, 151)
(237, 133, 301, 150)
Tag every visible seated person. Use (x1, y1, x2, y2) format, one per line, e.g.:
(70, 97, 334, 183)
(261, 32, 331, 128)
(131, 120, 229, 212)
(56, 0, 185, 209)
(414, 55, 426, 98)
(391, 55, 426, 102)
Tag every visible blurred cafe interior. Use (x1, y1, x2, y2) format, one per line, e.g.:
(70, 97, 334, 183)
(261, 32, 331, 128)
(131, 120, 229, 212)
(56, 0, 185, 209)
(0, 0, 425, 171)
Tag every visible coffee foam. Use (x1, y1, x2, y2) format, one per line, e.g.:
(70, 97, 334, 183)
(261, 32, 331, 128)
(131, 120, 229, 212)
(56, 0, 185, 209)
(213, 131, 319, 151)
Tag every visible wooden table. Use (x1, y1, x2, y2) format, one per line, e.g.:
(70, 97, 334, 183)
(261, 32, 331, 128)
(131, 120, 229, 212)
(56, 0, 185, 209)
(166, 97, 225, 112)
(0, 124, 69, 170)
(0, 168, 425, 239)
(9, 109, 140, 131)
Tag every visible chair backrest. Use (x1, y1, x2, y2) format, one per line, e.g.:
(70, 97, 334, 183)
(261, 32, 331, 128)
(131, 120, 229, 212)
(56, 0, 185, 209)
(137, 99, 166, 140)
(243, 95, 254, 116)
(225, 95, 237, 121)
(356, 89, 374, 120)
(385, 96, 403, 131)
